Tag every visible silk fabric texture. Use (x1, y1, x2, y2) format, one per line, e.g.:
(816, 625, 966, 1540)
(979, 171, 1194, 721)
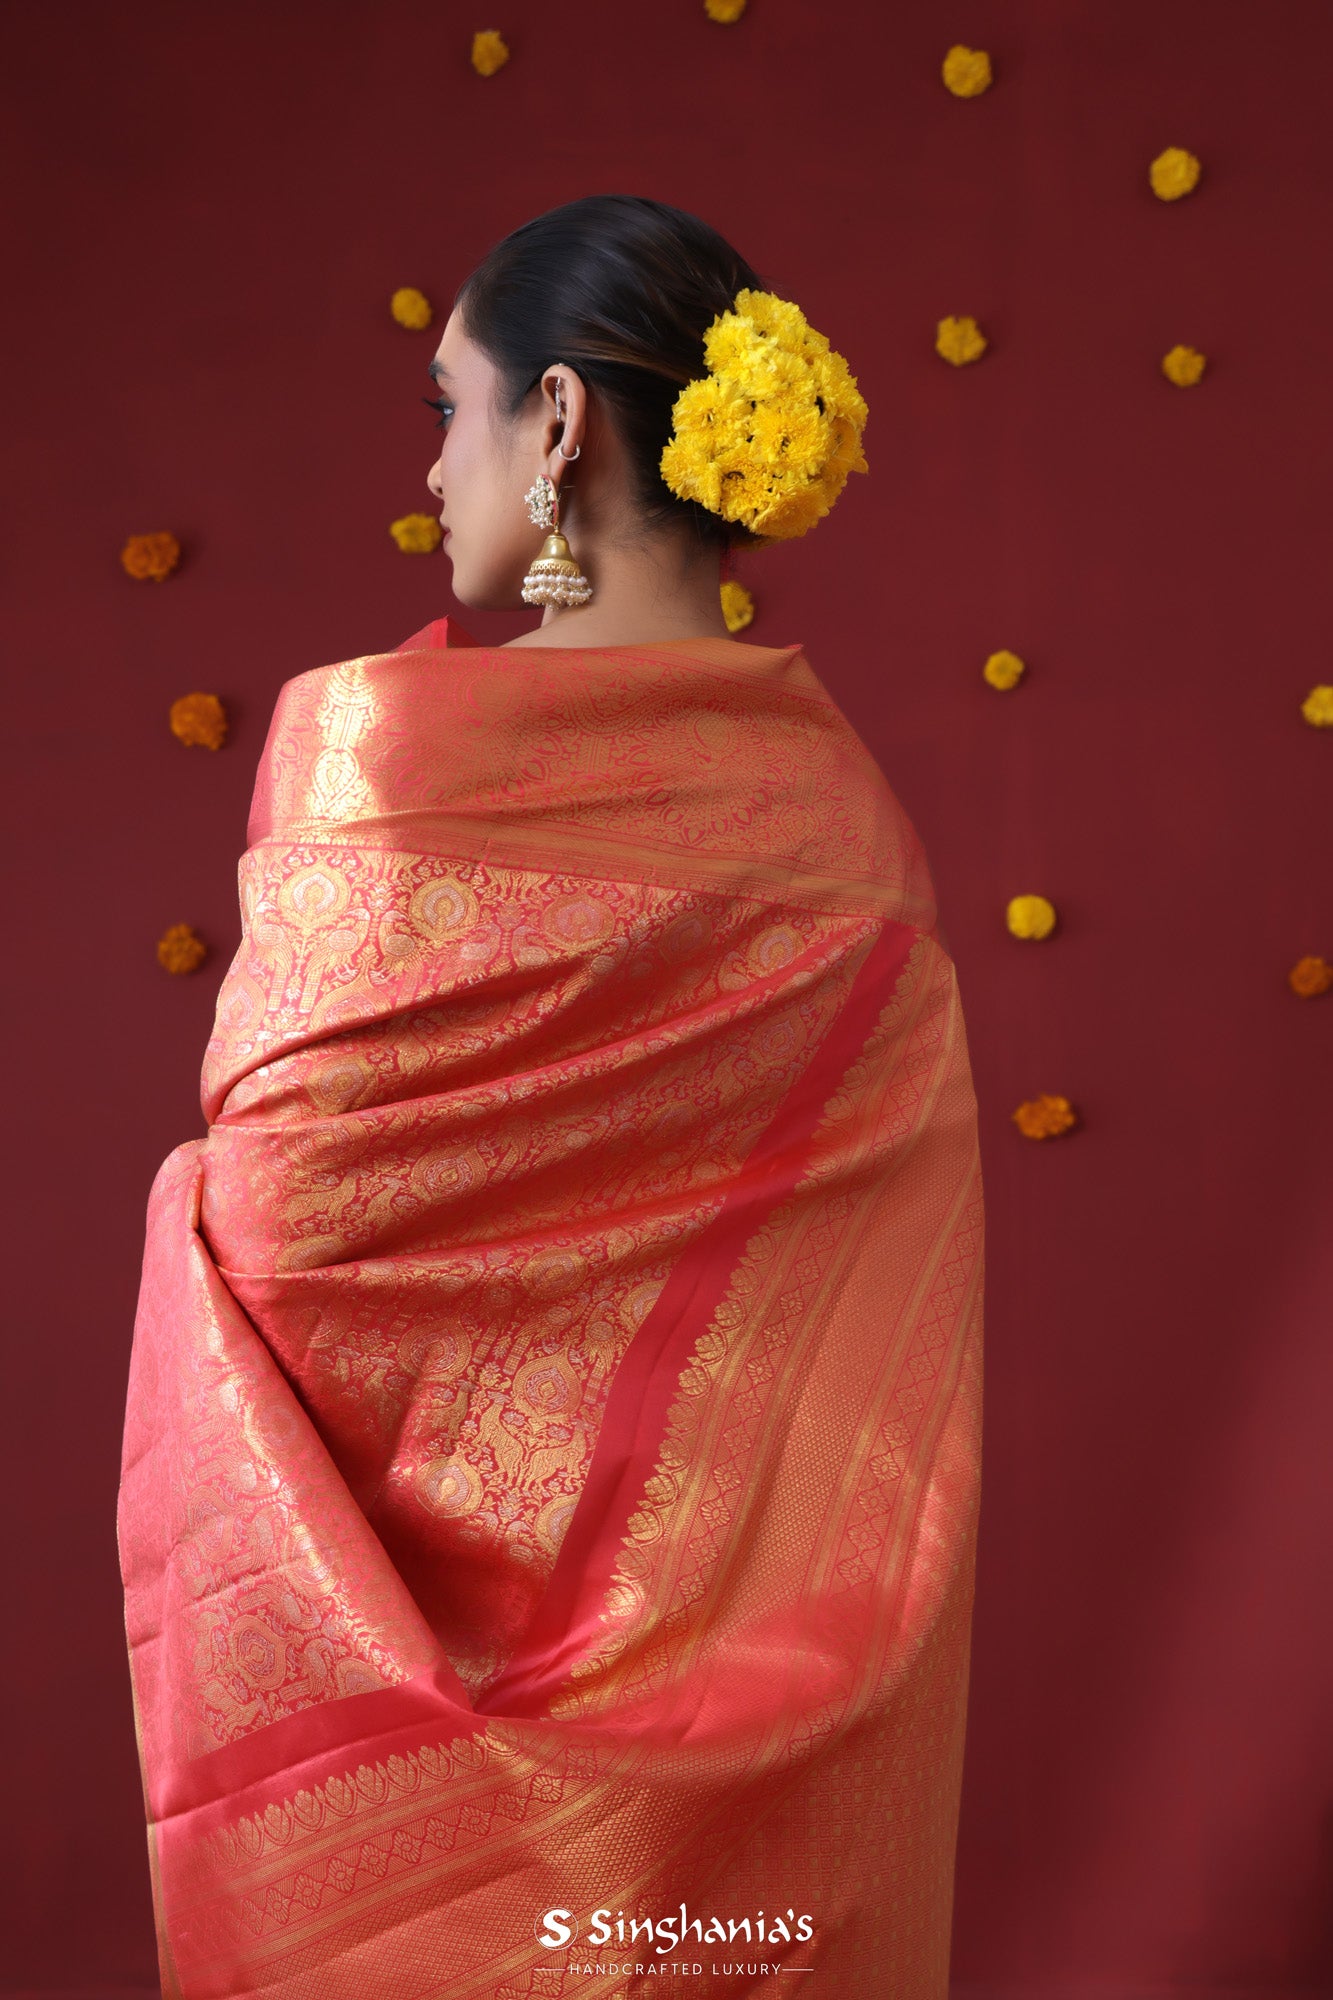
(119, 621, 985, 1999)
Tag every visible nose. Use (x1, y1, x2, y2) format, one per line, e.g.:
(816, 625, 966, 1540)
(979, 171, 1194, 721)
(427, 458, 443, 501)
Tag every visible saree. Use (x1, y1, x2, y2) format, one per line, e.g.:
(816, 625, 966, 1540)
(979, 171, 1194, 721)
(119, 620, 984, 2000)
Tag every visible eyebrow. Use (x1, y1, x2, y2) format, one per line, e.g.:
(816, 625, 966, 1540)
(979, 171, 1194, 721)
(427, 360, 452, 383)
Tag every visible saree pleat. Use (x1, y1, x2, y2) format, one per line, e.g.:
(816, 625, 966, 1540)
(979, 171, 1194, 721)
(119, 622, 984, 1998)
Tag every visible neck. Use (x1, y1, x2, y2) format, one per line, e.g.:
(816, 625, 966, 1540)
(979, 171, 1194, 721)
(504, 520, 732, 650)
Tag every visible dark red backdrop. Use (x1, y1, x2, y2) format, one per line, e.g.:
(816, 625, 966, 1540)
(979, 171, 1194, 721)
(3, 2, 1329, 1994)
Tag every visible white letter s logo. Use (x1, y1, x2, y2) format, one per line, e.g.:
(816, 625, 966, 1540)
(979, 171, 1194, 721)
(537, 1908, 573, 1949)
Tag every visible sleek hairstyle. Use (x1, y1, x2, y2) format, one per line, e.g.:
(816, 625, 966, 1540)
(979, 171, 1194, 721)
(455, 194, 767, 550)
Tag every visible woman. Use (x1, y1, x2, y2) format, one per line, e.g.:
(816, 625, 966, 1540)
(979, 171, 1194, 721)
(120, 195, 984, 1999)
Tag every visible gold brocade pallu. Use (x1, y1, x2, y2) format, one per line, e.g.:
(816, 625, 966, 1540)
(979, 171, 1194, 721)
(119, 622, 984, 1999)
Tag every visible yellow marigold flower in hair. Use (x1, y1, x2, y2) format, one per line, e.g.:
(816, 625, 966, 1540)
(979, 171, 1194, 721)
(169, 692, 228, 749)
(391, 286, 432, 331)
(661, 288, 868, 540)
(705, 0, 747, 17)
(157, 922, 208, 974)
(1150, 146, 1201, 201)
(942, 45, 991, 96)
(1006, 894, 1057, 941)
(390, 512, 443, 554)
(1300, 683, 1333, 726)
(1012, 1093, 1079, 1139)
(1162, 344, 1207, 386)
(983, 648, 1026, 690)
(720, 580, 755, 632)
(471, 29, 509, 75)
(121, 531, 181, 581)
(1288, 954, 1333, 997)
(936, 315, 987, 366)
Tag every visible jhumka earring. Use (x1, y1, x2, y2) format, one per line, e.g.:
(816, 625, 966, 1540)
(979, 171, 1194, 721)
(520, 386, 593, 608)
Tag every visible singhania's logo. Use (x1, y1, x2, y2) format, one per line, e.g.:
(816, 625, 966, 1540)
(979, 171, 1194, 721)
(536, 1907, 815, 1956)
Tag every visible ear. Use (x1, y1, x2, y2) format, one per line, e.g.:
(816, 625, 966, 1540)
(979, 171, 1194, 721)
(538, 363, 587, 491)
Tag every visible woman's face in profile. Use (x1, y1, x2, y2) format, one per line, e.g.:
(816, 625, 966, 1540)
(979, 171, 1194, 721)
(426, 310, 541, 609)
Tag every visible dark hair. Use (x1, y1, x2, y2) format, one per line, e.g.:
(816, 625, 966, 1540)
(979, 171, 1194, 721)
(455, 194, 767, 550)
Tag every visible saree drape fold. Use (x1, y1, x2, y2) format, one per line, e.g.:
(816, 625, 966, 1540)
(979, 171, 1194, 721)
(119, 623, 984, 1999)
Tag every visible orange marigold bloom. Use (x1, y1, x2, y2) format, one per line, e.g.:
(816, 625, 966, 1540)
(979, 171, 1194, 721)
(1300, 684, 1333, 727)
(1162, 343, 1207, 386)
(1012, 1093, 1079, 1139)
(390, 512, 443, 554)
(942, 45, 992, 96)
(983, 648, 1026, 690)
(471, 29, 509, 74)
(936, 314, 987, 366)
(720, 579, 755, 632)
(1150, 146, 1201, 201)
(1288, 955, 1333, 998)
(169, 691, 228, 749)
(705, 0, 747, 18)
(121, 531, 181, 581)
(157, 922, 208, 975)
(390, 286, 433, 330)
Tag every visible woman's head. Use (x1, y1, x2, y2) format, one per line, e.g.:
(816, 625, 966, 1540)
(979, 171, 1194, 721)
(425, 195, 765, 611)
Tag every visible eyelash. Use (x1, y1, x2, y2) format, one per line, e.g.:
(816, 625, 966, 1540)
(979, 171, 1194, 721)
(422, 395, 454, 429)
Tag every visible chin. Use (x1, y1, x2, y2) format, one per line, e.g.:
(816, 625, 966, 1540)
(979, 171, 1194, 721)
(446, 552, 527, 613)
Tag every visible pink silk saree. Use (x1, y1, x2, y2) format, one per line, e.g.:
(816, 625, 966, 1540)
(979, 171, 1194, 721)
(119, 620, 984, 1999)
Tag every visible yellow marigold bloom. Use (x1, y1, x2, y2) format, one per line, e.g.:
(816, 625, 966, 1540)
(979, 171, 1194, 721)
(1162, 343, 1206, 386)
(942, 44, 991, 96)
(1012, 1093, 1078, 1140)
(471, 29, 509, 75)
(157, 922, 208, 975)
(121, 531, 181, 581)
(936, 314, 987, 366)
(169, 692, 228, 750)
(720, 580, 755, 632)
(1300, 683, 1333, 727)
(1150, 146, 1201, 201)
(390, 286, 433, 331)
(1006, 894, 1057, 941)
(1288, 954, 1333, 998)
(983, 648, 1026, 690)
(389, 512, 443, 554)
(661, 288, 868, 540)
(705, 0, 747, 17)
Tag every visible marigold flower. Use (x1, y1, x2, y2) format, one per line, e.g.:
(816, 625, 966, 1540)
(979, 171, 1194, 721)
(661, 288, 868, 540)
(1162, 344, 1207, 386)
(471, 29, 509, 75)
(705, 0, 747, 17)
(1300, 683, 1333, 727)
(1288, 954, 1333, 997)
(1012, 1093, 1078, 1139)
(942, 44, 991, 96)
(157, 922, 208, 974)
(169, 692, 228, 749)
(1006, 894, 1057, 940)
(720, 580, 755, 632)
(121, 531, 181, 582)
(390, 512, 443, 554)
(1150, 146, 1201, 201)
(983, 648, 1026, 690)
(936, 315, 987, 366)
(390, 286, 433, 331)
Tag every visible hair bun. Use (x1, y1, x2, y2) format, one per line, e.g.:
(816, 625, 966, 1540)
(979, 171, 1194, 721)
(659, 289, 868, 540)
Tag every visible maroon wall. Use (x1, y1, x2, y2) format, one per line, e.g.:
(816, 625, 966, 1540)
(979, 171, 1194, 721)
(2, 2, 1329, 1993)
